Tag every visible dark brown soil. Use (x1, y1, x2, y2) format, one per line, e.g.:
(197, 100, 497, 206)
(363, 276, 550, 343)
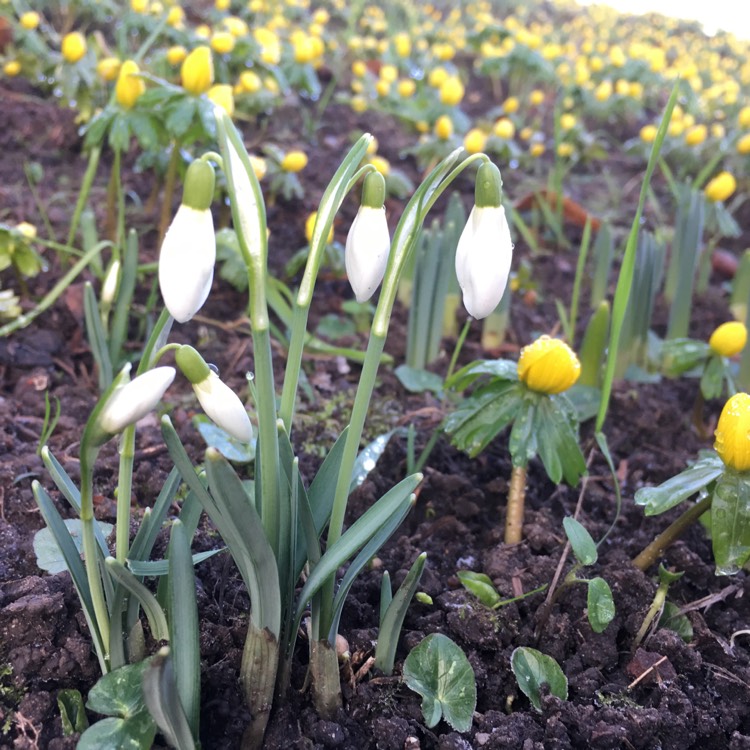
(1, 76, 750, 750)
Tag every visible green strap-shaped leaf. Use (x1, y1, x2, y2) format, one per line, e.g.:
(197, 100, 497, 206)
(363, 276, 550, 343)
(634, 453, 724, 515)
(375, 553, 427, 675)
(83, 281, 113, 392)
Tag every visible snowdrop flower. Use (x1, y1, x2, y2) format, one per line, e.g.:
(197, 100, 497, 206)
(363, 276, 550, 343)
(345, 171, 390, 302)
(99, 365, 176, 435)
(455, 162, 513, 319)
(158, 159, 216, 323)
(176, 346, 253, 443)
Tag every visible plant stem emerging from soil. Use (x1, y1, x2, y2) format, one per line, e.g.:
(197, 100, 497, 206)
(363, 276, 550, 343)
(632, 494, 713, 571)
(505, 465, 527, 544)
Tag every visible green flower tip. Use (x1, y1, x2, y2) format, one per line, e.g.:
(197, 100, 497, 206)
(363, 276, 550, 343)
(182, 159, 216, 211)
(709, 321, 747, 358)
(175, 345, 211, 384)
(474, 162, 503, 208)
(518, 335, 580, 394)
(715, 392, 750, 472)
(361, 170, 385, 209)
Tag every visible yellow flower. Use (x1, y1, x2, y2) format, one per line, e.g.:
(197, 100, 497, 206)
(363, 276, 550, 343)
(215, 0, 231, 9)
(239, 70, 261, 93)
(131, 0, 148, 11)
(97, 57, 121, 81)
(61, 32, 87, 64)
(211, 31, 235, 55)
(704, 171, 737, 203)
(493, 118, 515, 139)
(3, 60, 21, 76)
(207, 84, 234, 116)
(594, 80, 612, 101)
(351, 60, 367, 78)
(529, 89, 544, 105)
(351, 95, 368, 113)
(427, 66, 448, 88)
(709, 321, 747, 357)
(685, 124, 707, 146)
(640, 124, 657, 143)
(281, 150, 308, 172)
(560, 113, 576, 130)
(529, 142, 545, 157)
(518, 335, 581, 394)
(166, 6, 184, 27)
(115, 60, 145, 109)
(503, 96, 519, 114)
(248, 155, 267, 180)
(434, 114, 453, 139)
(397, 79, 416, 98)
(714, 392, 750, 472)
(557, 142, 574, 158)
(738, 133, 750, 155)
(738, 105, 750, 129)
(19, 11, 40, 30)
(16, 222, 37, 239)
(394, 32, 411, 57)
(167, 45, 187, 66)
(439, 76, 464, 106)
(305, 211, 334, 243)
(181, 46, 214, 95)
(463, 128, 487, 154)
(223, 16, 248, 37)
(369, 155, 390, 176)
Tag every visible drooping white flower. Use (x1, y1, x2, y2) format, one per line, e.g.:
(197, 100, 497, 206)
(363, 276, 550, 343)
(193, 371, 253, 443)
(455, 162, 512, 319)
(99, 366, 176, 435)
(175, 345, 253, 443)
(158, 159, 216, 323)
(345, 171, 390, 302)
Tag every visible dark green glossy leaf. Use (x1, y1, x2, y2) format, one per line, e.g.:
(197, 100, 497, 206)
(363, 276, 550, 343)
(658, 601, 693, 642)
(58, 689, 88, 735)
(403, 633, 476, 732)
(508, 400, 537, 468)
(511, 647, 568, 711)
(536, 396, 586, 485)
(165, 96, 197, 138)
(634, 453, 724, 515)
(711, 470, 750, 575)
(586, 577, 615, 633)
(660, 338, 710, 376)
(395, 365, 445, 394)
(700, 354, 726, 400)
(77, 714, 155, 750)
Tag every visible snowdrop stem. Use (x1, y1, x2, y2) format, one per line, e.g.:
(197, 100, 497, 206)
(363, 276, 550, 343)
(200, 151, 224, 170)
(115, 424, 136, 563)
(446, 319, 472, 382)
(138, 308, 174, 373)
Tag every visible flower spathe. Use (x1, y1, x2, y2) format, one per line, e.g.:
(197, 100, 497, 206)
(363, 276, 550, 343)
(99, 366, 176, 435)
(518, 335, 581, 394)
(158, 159, 216, 323)
(715, 392, 750, 472)
(709, 321, 747, 357)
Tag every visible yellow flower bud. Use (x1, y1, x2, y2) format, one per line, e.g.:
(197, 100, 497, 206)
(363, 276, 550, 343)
(427, 66, 448, 88)
(207, 84, 234, 116)
(115, 60, 145, 109)
(167, 45, 187, 66)
(738, 105, 750, 130)
(493, 118, 515, 139)
(738, 133, 750, 155)
(166, 6, 184, 26)
(16, 222, 37, 239)
(181, 46, 214, 95)
(61, 32, 87, 64)
(211, 31, 235, 55)
(463, 128, 487, 154)
(393, 32, 411, 57)
(503, 96, 519, 114)
(518, 335, 581, 394)
(248, 155, 267, 181)
(685, 124, 707, 146)
(557, 142, 574, 158)
(529, 142, 545, 157)
(369, 155, 390, 176)
(239, 70, 261, 93)
(130, 0, 148, 11)
(97, 57, 121, 82)
(397, 79, 416, 98)
(529, 89, 544, 105)
(3, 60, 21, 77)
(215, 0, 231, 9)
(434, 114, 453, 140)
(19, 11, 40, 30)
(305, 211, 333, 243)
(640, 124, 657, 143)
(439, 76, 464, 106)
(560, 113, 576, 130)
(281, 150, 308, 172)
(704, 171, 737, 203)
(709, 321, 747, 357)
(714, 392, 750, 472)
(351, 60, 367, 78)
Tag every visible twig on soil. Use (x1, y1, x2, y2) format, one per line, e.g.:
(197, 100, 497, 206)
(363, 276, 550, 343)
(680, 584, 741, 615)
(626, 654, 669, 690)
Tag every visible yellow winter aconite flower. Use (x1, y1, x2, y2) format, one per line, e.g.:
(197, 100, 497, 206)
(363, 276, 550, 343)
(369, 155, 390, 176)
(738, 105, 750, 129)
(529, 142, 545, 157)
(503, 96, 519, 114)
(181, 46, 214, 95)
(434, 114, 453, 139)
(397, 79, 416, 98)
(714, 392, 750, 472)
(305, 211, 334, 243)
(115, 60, 145, 109)
(439, 76, 464, 106)
(97, 57, 121, 82)
(685, 124, 707, 146)
(207, 84, 234, 116)
(463, 128, 487, 154)
(167, 46, 187, 66)
(393, 32, 411, 57)
(351, 60, 367, 77)
(529, 89, 544, 105)
(166, 6, 184, 27)
(239, 70, 261, 93)
(248, 155, 266, 181)
(493, 118, 515, 139)
(704, 171, 737, 203)
(281, 150, 308, 172)
(19, 11, 40, 30)
(738, 133, 750, 155)
(3, 60, 21, 76)
(557, 142, 574, 158)
(61, 32, 87, 64)
(640, 124, 657, 143)
(560, 113, 576, 130)
(518, 335, 581, 394)
(211, 32, 235, 55)
(709, 321, 747, 357)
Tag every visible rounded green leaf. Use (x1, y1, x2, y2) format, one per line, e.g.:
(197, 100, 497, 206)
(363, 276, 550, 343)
(511, 646, 568, 711)
(586, 577, 615, 633)
(563, 517, 597, 566)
